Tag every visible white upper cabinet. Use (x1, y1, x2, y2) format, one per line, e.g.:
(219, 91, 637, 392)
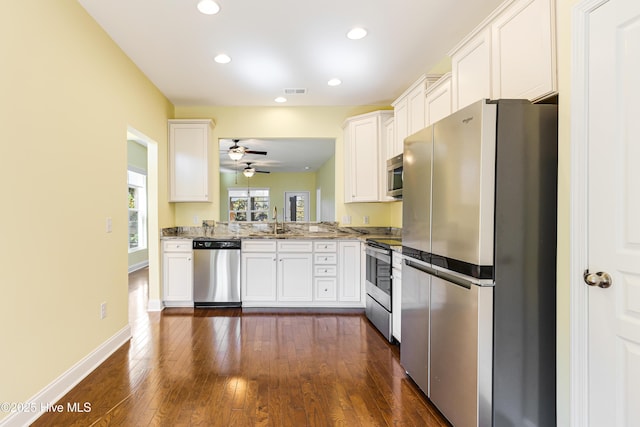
(450, 27, 492, 111)
(491, 0, 556, 100)
(343, 110, 393, 203)
(407, 83, 427, 136)
(392, 75, 439, 157)
(425, 73, 452, 126)
(449, 0, 556, 111)
(384, 117, 395, 161)
(168, 119, 214, 202)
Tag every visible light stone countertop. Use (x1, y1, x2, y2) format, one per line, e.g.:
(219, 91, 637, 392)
(161, 221, 400, 242)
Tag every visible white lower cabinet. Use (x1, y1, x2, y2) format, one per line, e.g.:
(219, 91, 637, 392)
(278, 252, 313, 302)
(315, 277, 337, 301)
(241, 239, 362, 307)
(338, 241, 362, 303)
(242, 252, 277, 302)
(162, 239, 194, 307)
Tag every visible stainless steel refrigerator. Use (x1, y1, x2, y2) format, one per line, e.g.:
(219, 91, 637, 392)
(401, 99, 557, 427)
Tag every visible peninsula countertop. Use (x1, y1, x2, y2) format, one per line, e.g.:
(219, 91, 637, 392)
(161, 221, 401, 242)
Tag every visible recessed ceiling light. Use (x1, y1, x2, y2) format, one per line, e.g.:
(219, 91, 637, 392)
(275, 97, 287, 103)
(214, 54, 231, 64)
(197, 0, 220, 15)
(328, 78, 342, 86)
(347, 27, 367, 40)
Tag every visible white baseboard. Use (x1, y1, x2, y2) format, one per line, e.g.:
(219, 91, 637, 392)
(127, 260, 149, 273)
(147, 299, 164, 312)
(0, 325, 131, 427)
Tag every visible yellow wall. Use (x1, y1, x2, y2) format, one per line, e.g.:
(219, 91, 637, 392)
(0, 0, 174, 414)
(555, 1, 578, 425)
(220, 171, 317, 221)
(316, 155, 336, 221)
(173, 106, 395, 227)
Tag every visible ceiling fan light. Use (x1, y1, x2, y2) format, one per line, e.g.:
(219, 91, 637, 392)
(243, 167, 255, 178)
(228, 147, 244, 160)
(197, 0, 220, 15)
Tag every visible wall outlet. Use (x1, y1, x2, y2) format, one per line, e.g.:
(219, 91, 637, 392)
(192, 215, 199, 225)
(105, 217, 112, 233)
(363, 216, 370, 225)
(309, 225, 319, 232)
(100, 302, 107, 319)
(342, 215, 352, 225)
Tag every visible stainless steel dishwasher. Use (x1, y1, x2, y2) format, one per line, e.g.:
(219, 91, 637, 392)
(192, 239, 241, 307)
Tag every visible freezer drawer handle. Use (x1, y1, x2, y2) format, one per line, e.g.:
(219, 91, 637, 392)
(405, 259, 472, 290)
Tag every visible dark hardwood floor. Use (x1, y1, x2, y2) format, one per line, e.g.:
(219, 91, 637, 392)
(33, 268, 449, 426)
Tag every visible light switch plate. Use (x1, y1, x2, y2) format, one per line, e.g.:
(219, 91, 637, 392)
(106, 217, 112, 233)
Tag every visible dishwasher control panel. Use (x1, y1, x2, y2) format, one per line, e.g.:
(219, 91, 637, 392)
(193, 240, 241, 250)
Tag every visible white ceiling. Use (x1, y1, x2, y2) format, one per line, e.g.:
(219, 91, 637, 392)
(219, 138, 335, 173)
(78, 0, 504, 107)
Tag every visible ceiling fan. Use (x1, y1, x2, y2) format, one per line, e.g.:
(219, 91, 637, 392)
(228, 139, 267, 160)
(243, 162, 270, 178)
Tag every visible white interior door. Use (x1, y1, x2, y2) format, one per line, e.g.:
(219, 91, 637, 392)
(583, 0, 640, 425)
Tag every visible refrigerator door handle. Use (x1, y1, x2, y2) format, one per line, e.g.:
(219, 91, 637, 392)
(435, 269, 472, 290)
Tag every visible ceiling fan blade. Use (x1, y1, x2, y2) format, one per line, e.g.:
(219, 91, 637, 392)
(256, 170, 270, 174)
(245, 150, 267, 155)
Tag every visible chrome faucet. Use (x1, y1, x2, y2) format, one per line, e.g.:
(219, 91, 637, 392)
(273, 206, 278, 235)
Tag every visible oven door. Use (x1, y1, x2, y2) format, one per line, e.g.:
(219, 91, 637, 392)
(365, 245, 392, 311)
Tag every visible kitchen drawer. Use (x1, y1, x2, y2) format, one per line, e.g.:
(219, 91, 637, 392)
(314, 241, 337, 252)
(314, 277, 337, 301)
(314, 253, 337, 265)
(242, 240, 277, 252)
(314, 265, 337, 276)
(277, 240, 313, 252)
(163, 239, 192, 252)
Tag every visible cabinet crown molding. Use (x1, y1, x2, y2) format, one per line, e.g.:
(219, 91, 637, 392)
(168, 118, 216, 128)
(425, 72, 453, 95)
(342, 110, 393, 128)
(391, 74, 441, 106)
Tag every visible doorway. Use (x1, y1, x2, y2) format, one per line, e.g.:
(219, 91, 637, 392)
(284, 191, 310, 222)
(126, 126, 161, 312)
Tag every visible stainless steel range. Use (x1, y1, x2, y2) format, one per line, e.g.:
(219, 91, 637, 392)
(365, 238, 401, 342)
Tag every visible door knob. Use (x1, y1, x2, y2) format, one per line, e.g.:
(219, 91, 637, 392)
(583, 270, 613, 288)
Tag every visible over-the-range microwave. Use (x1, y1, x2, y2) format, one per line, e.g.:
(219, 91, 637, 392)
(386, 153, 403, 198)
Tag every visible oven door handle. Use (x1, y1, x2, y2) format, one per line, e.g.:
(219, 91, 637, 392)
(366, 245, 389, 256)
(366, 246, 391, 263)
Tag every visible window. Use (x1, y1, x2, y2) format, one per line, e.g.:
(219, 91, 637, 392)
(229, 188, 270, 222)
(128, 170, 147, 251)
